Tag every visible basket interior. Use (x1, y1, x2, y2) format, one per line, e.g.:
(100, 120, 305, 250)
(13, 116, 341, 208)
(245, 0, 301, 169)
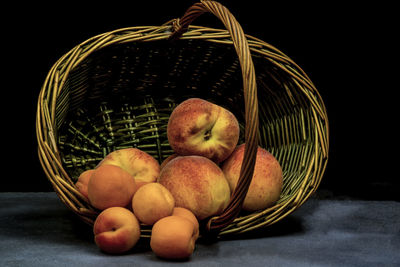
(56, 38, 316, 205)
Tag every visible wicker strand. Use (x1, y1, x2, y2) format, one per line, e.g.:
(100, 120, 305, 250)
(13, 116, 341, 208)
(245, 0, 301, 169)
(169, 0, 259, 234)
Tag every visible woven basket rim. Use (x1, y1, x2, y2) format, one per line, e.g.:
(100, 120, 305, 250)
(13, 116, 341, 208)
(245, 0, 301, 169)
(36, 0, 329, 238)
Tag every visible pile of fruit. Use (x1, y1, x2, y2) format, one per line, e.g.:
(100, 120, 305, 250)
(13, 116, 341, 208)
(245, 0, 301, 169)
(75, 98, 283, 259)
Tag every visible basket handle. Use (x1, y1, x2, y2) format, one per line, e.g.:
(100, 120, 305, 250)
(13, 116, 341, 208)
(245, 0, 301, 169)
(169, 0, 259, 235)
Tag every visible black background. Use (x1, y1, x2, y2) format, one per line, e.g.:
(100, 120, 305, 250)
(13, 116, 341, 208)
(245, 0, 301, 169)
(3, 1, 397, 200)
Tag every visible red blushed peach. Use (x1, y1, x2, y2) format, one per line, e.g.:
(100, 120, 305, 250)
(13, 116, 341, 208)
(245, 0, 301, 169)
(158, 155, 231, 220)
(88, 165, 137, 210)
(167, 98, 239, 163)
(131, 183, 175, 225)
(98, 148, 160, 183)
(150, 215, 198, 259)
(93, 207, 140, 254)
(75, 169, 95, 199)
(221, 144, 283, 211)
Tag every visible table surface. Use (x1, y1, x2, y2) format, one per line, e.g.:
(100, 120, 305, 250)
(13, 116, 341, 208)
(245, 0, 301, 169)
(0, 192, 399, 267)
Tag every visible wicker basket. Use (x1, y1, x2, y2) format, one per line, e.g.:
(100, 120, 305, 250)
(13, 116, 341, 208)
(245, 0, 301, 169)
(36, 0, 328, 238)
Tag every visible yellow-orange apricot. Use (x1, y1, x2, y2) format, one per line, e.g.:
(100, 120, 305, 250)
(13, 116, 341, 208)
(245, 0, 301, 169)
(88, 165, 137, 210)
(75, 169, 95, 199)
(172, 207, 199, 239)
(132, 183, 175, 225)
(150, 215, 198, 259)
(93, 207, 140, 254)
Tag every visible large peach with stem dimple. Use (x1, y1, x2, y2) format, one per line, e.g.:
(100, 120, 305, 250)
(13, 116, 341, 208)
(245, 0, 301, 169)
(167, 98, 240, 163)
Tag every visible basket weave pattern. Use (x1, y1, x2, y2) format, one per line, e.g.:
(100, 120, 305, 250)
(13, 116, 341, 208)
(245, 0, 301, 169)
(36, 0, 328, 238)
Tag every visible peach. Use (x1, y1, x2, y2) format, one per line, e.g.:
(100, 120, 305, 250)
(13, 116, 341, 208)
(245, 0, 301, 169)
(150, 215, 197, 259)
(131, 183, 175, 225)
(93, 207, 140, 254)
(75, 169, 95, 199)
(88, 164, 137, 210)
(98, 148, 160, 183)
(221, 144, 283, 211)
(172, 207, 199, 239)
(167, 98, 240, 163)
(158, 155, 231, 220)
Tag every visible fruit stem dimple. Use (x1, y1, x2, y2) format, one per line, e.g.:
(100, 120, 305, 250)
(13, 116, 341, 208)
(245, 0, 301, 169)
(204, 129, 212, 141)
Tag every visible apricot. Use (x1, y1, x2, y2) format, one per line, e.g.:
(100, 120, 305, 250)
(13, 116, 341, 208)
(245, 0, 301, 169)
(172, 207, 199, 239)
(134, 180, 150, 191)
(88, 165, 137, 210)
(93, 207, 140, 254)
(132, 183, 175, 225)
(150, 215, 198, 259)
(75, 169, 95, 199)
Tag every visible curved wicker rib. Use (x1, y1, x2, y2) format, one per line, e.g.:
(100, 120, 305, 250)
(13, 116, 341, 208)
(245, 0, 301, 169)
(170, 0, 259, 234)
